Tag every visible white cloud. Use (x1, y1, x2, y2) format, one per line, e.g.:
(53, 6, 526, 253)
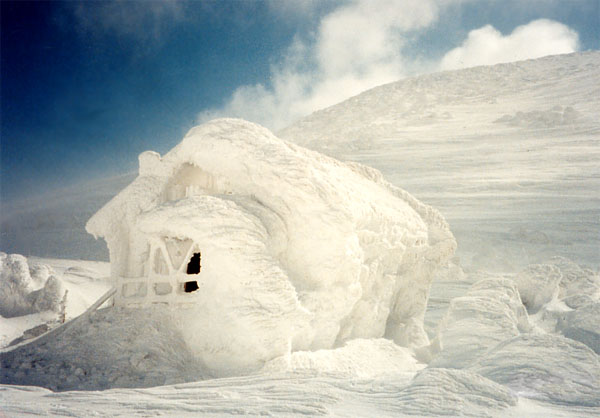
(198, 0, 451, 130)
(439, 19, 579, 71)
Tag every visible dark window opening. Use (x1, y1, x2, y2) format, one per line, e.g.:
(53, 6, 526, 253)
(184, 281, 199, 293)
(187, 252, 201, 274)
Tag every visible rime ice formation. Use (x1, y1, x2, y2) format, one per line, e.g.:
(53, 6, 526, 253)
(514, 264, 563, 313)
(85, 118, 456, 373)
(0, 253, 66, 319)
(549, 256, 600, 301)
(432, 278, 530, 368)
(262, 338, 424, 378)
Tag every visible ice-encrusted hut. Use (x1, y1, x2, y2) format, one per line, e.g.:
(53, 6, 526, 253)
(87, 119, 456, 368)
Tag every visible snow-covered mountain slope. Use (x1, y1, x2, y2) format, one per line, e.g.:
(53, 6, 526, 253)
(279, 52, 600, 271)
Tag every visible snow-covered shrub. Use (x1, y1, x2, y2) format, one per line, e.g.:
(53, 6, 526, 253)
(27, 276, 66, 314)
(0, 253, 35, 317)
(0, 252, 66, 318)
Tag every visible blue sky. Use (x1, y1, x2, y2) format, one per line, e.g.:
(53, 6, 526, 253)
(1, 0, 598, 203)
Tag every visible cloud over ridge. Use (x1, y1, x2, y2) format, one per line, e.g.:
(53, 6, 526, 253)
(440, 19, 579, 70)
(197, 1, 580, 130)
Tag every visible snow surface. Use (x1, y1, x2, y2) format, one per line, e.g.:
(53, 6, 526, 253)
(470, 333, 600, 407)
(1, 52, 599, 416)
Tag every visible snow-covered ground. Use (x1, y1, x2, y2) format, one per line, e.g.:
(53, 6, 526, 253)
(1, 52, 599, 416)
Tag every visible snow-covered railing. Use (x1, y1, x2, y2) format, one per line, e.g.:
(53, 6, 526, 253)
(114, 274, 199, 308)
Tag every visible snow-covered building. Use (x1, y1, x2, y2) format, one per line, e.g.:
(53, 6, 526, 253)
(86, 119, 456, 369)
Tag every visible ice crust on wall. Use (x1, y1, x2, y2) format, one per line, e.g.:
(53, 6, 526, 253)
(85, 118, 456, 373)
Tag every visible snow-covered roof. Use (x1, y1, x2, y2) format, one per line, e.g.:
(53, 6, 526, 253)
(86, 118, 456, 352)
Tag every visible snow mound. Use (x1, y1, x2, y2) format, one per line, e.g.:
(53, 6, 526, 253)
(557, 303, 600, 354)
(262, 338, 423, 378)
(514, 257, 599, 320)
(0, 253, 66, 319)
(514, 264, 562, 313)
(549, 257, 600, 301)
(85, 118, 455, 373)
(562, 294, 596, 310)
(1, 307, 208, 391)
(0, 368, 520, 418)
(395, 368, 517, 417)
(469, 333, 600, 406)
(432, 277, 530, 368)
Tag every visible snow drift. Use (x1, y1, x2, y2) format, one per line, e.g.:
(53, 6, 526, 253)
(83, 118, 455, 375)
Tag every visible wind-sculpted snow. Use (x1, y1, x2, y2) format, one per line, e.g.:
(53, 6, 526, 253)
(557, 303, 600, 354)
(469, 334, 600, 407)
(84, 118, 456, 375)
(432, 278, 530, 368)
(511, 258, 599, 338)
(550, 256, 600, 301)
(393, 368, 517, 417)
(262, 338, 424, 378)
(514, 264, 563, 313)
(0, 367, 519, 417)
